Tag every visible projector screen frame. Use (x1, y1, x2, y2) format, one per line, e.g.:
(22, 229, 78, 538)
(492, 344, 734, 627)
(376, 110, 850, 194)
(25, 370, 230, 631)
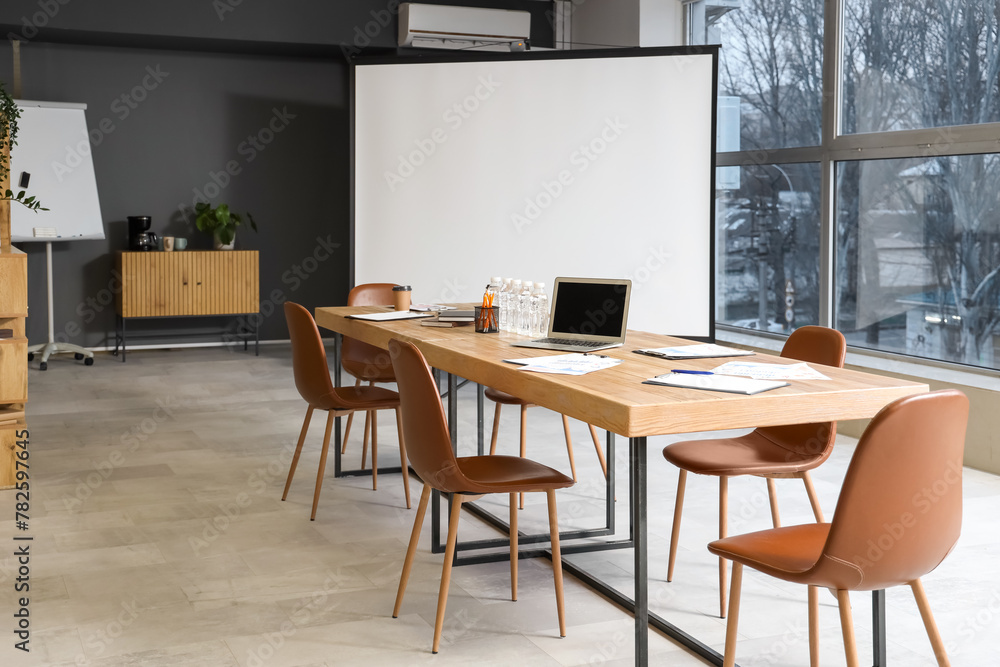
(350, 45, 719, 341)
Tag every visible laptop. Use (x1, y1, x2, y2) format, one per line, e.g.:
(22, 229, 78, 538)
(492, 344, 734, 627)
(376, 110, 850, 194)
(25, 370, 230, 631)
(512, 277, 632, 352)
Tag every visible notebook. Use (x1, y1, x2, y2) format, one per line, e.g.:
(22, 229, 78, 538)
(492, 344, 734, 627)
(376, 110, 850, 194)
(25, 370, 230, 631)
(512, 277, 632, 352)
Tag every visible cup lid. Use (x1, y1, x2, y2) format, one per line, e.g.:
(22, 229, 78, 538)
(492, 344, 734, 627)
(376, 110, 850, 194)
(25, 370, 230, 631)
(392, 285, 412, 291)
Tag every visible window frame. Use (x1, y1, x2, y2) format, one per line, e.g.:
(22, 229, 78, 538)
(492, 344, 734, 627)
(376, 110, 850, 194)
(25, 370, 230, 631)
(710, 0, 1000, 373)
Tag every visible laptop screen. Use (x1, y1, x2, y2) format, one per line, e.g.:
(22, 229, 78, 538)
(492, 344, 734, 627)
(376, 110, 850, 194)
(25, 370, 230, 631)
(550, 278, 631, 339)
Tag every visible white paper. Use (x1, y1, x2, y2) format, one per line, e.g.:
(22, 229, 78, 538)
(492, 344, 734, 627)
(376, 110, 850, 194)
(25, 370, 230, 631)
(505, 353, 623, 376)
(636, 343, 754, 359)
(711, 361, 831, 381)
(646, 373, 789, 395)
(346, 310, 433, 322)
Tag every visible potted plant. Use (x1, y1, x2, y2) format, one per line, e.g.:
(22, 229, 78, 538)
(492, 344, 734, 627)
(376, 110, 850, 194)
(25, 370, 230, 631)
(0, 82, 47, 218)
(194, 202, 257, 250)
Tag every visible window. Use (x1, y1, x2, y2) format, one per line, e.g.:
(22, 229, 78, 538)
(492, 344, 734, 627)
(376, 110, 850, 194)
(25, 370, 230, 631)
(837, 154, 1000, 365)
(842, 0, 1000, 134)
(716, 162, 821, 331)
(692, 0, 1000, 371)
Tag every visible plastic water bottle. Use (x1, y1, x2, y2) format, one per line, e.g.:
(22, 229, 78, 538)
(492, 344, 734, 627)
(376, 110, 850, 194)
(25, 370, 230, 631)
(498, 278, 512, 331)
(531, 282, 548, 337)
(506, 280, 522, 332)
(517, 281, 533, 335)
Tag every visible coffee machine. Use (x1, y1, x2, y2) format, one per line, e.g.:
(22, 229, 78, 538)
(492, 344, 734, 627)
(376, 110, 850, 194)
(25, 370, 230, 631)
(128, 216, 158, 251)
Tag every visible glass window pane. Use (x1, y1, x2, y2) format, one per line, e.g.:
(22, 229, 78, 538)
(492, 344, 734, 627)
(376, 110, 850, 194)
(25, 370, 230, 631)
(717, 163, 821, 331)
(688, 0, 823, 149)
(835, 154, 1000, 367)
(842, 0, 1000, 134)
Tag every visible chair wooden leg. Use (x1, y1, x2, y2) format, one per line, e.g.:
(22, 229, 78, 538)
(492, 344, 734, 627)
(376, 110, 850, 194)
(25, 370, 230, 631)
(310, 410, 336, 521)
(808, 585, 820, 667)
(510, 493, 518, 601)
(282, 405, 314, 501)
(393, 484, 430, 618)
(561, 415, 578, 481)
(722, 562, 743, 667)
(432, 493, 464, 653)
(489, 403, 502, 455)
(801, 471, 826, 523)
(836, 589, 860, 667)
(518, 404, 528, 509)
(546, 489, 567, 637)
(910, 578, 951, 666)
(766, 477, 782, 528)
(667, 469, 687, 582)
(361, 410, 372, 468)
(719, 475, 729, 619)
(371, 411, 378, 491)
(395, 407, 411, 509)
(589, 424, 608, 479)
(341, 378, 363, 454)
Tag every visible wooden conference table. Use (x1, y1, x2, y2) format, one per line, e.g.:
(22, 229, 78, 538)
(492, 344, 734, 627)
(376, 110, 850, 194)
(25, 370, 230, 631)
(316, 305, 928, 666)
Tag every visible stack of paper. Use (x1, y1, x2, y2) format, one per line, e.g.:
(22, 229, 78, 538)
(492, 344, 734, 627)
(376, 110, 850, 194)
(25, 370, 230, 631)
(644, 373, 788, 395)
(505, 353, 623, 375)
(711, 361, 830, 381)
(634, 343, 754, 359)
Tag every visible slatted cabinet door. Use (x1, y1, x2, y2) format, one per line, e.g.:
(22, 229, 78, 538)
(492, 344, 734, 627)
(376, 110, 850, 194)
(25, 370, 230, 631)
(117, 251, 259, 317)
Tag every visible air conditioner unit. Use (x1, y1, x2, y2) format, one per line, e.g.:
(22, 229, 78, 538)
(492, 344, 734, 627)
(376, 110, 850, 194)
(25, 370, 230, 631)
(398, 3, 531, 52)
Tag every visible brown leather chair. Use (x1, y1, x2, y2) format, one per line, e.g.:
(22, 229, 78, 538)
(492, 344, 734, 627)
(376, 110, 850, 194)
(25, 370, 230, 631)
(486, 387, 608, 508)
(282, 302, 410, 519)
(388, 338, 575, 653)
(662, 325, 847, 617)
(339, 283, 399, 468)
(709, 389, 968, 667)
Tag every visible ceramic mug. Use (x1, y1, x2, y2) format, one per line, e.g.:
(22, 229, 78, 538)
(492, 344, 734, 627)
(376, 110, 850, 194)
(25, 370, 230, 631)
(174, 237, 188, 251)
(163, 236, 175, 251)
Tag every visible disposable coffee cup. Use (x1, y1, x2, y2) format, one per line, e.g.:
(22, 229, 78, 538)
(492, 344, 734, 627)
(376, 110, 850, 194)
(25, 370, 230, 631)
(393, 285, 412, 311)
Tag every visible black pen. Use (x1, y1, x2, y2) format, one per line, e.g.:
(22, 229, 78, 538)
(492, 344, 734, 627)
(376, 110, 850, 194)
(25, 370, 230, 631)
(670, 369, 713, 375)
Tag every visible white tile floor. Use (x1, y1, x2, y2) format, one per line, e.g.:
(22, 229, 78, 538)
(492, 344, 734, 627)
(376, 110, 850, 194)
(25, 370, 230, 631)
(2, 345, 998, 666)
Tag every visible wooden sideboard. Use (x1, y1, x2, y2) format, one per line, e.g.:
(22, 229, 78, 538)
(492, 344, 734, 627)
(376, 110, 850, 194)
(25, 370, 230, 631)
(0, 246, 28, 488)
(114, 250, 260, 360)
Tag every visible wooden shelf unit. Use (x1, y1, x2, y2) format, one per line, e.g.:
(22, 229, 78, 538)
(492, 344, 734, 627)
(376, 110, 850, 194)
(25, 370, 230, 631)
(114, 250, 260, 360)
(0, 246, 28, 489)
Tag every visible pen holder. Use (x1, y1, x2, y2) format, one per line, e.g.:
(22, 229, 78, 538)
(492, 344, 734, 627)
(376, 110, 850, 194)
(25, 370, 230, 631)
(474, 306, 499, 333)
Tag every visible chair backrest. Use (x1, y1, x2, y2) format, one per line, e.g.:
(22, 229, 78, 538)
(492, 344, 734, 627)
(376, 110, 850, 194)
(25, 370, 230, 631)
(284, 302, 336, 407)
(388, 338, 476, 493)
(756, 326, 848, 465)
(817, 389, 969, 590)
(342, 283, 399, 381)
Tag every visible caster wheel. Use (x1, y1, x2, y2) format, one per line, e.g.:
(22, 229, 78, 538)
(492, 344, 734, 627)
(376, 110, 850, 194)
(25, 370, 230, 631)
(39, 362, 47, 371)
(75, 353, 85, 360)
(27, 352, 34, 361)
(84, 357, 94, 366)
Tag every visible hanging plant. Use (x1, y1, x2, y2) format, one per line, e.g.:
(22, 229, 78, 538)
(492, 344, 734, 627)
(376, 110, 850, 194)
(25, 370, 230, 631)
(0, 81, 47, 212)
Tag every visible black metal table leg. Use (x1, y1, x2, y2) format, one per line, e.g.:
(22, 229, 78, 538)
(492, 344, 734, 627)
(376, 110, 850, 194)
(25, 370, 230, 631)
(873, 589, 886, 666)
(632, 436, 648, 665)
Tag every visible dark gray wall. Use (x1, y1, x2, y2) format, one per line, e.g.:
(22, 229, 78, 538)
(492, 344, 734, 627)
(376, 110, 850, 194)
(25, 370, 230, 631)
(0, 0, 553, 349)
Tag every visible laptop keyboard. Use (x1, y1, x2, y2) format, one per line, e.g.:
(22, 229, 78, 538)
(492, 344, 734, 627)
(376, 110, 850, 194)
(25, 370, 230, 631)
(535, 338, 606, 347)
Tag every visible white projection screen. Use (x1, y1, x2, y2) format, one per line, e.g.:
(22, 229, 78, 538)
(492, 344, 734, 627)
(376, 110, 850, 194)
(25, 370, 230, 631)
(353, 47, 717, 338)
